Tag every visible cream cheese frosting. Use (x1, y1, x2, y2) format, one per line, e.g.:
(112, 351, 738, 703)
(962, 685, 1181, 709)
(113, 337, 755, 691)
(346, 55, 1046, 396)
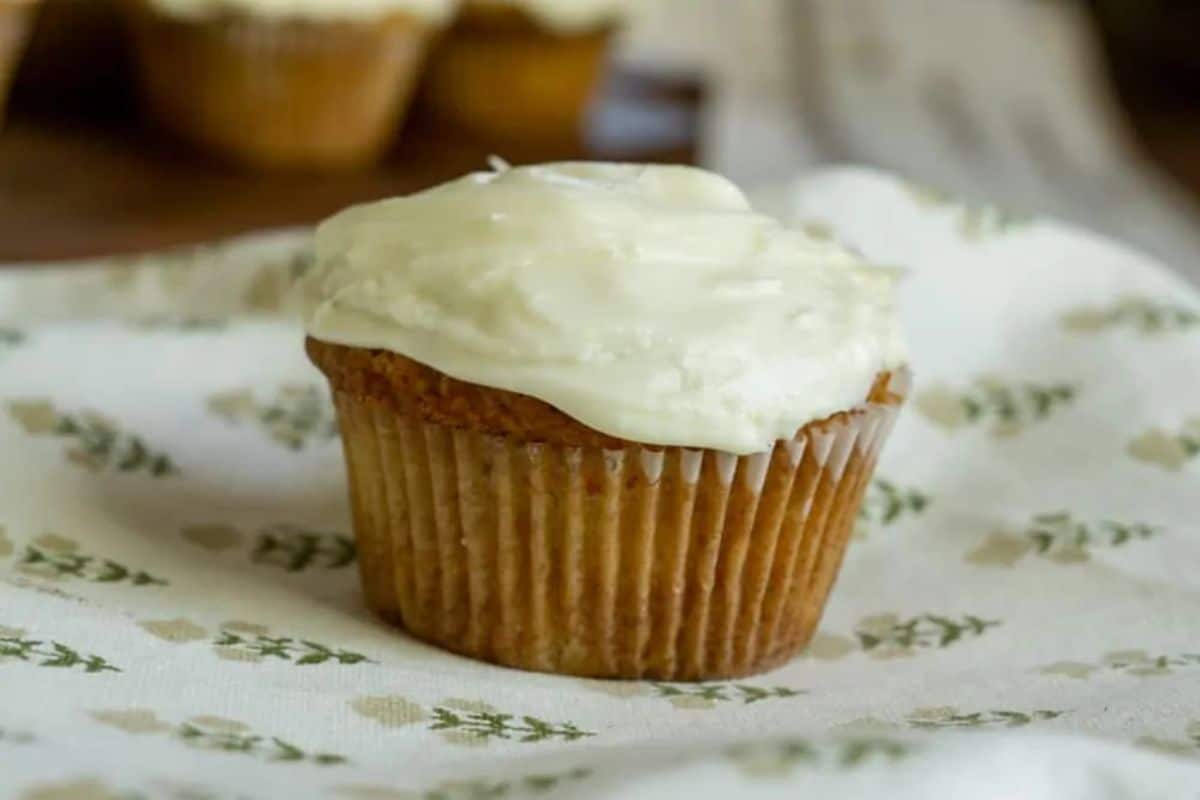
(147, 0, 457, 23)
(467, 0, 631, 31)
(303, 162, 907, 454)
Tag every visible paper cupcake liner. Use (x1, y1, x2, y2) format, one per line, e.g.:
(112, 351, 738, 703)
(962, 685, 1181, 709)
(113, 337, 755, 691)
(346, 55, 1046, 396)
(420, 7, 611, 145)
(333, 377, 906, 681)
(123, 1, 433, 169)
(0, 3, 37, 128)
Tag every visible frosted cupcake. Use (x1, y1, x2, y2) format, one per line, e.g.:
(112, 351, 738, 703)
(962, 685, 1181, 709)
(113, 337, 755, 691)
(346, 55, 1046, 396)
(304, 162, 908, 680)
(420, 0, 630, 145)
(122, 0, 457, 169)
(0, 0, 39, 128)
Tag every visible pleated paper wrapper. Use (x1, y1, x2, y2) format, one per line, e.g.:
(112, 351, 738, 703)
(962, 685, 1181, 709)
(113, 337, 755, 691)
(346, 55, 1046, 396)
(332, 373, 908, 681)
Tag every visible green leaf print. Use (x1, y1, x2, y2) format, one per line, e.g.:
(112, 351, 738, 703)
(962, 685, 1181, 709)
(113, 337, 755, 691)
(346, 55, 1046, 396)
(17, 543, 167, 587)
(855, 614, 1001, 653)
(837, 737, 910, 767)
(1040, 650, 1200, 679)
(0, 328, 24, 356)
(6, 400, 178, 477)
(1027, 512, 1157, 559)
(859, 480, 931, 525)
(1136, 722, 1200, 759)
(350, 696, 593, 747)
(1128, 419, 1200, 472)
(420, 768, 592, 800)
(1061, 296, 1200, 335)
(650, 683, 804, 705)
(967, 512, 1160, 567)
(1104, 650, 1200, 677)
(906, 182, 1033, 240)
(130, 316, 229, 332)
(0, 727, 35, 745)
(56, 415, 176, 475)
(252, 524, 356, 572)
(428, 707, 594, 744)
(907, 707, 1066, 729)
(240, 248, 313, 313)
(0, 633, 120, 673)
(727, 736, 912, 777)
(728, 738, 817, 773)
(180, 522, 356, 572)
(289, 249, 316, 282)
(176, 720, 345, 765)
(960, 205, 1033, 240)
(212, 631, 373, 666)
(208, 384, 338, 451)
(916, 379, 1076, 436)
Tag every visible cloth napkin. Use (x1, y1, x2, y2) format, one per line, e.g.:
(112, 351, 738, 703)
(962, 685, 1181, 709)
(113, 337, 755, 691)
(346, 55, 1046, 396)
(620, 0, 1200, 283)
(1, 168, 1199, 800)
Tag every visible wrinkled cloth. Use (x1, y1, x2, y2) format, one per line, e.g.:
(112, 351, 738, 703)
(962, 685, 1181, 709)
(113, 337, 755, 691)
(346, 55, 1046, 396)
(1, 168, 1198, 800)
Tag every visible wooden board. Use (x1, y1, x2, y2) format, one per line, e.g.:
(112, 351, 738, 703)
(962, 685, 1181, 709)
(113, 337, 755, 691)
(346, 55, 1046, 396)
(0, 70, 703, 264)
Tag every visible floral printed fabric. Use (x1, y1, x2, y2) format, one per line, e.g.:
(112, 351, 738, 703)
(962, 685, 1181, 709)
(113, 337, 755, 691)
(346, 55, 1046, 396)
(1, 168, 1199, 800)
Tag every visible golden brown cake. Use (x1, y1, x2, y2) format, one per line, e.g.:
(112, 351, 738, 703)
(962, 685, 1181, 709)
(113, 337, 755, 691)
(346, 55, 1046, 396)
(303, 162, 910, 680)
(121, 0, 450, 169)
(419, 3, 613, 146)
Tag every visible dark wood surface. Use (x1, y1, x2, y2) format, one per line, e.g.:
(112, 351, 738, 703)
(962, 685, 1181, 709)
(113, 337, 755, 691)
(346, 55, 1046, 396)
(0, 70, 702, 264)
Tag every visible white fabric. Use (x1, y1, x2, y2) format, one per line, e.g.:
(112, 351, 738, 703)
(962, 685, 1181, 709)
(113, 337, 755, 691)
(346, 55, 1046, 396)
(617, 0, 1200, 284)
(2, 168, 1199, 798)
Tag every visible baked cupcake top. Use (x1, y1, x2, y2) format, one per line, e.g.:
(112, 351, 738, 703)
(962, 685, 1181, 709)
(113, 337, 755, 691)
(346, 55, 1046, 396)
(466, 0, 632, 31)
(146, 0, 457, 22)
(303, 162, 906, 454)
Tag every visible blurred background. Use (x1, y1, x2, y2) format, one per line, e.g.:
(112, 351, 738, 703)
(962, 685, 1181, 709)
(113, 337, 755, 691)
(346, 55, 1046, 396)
(1, 0, 1199, 281)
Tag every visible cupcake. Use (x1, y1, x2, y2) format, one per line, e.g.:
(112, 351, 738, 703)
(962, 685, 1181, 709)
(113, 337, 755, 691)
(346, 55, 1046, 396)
(420, 0, 629, 146)
(121, 0, 457, 170)
(304, 162, 909, 680)
(0, 0, 38, 128)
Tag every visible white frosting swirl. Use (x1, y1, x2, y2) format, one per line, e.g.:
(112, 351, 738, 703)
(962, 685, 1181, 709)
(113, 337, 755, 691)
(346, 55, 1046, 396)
(304, 162, 906, 454)
(466, 0, 631, 31)
(146, 0, 457, 23)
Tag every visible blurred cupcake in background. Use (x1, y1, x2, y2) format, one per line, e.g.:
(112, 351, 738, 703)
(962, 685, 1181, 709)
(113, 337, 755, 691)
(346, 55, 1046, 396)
(122, 0, 457, 170)
(0, 0, 39, 127)
(421, 0, 632, 147)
